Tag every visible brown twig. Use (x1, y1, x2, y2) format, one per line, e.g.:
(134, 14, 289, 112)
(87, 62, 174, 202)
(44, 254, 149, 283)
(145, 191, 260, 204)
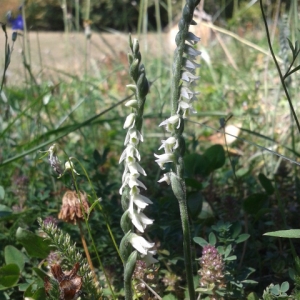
(77, 220, 98, 285)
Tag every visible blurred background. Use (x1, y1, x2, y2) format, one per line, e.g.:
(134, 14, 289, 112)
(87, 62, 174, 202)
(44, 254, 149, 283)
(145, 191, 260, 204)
(1, 0, 292, 32)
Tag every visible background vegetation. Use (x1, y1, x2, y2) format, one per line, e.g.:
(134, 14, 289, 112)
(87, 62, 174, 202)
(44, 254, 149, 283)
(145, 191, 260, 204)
(1, 0, 300, 299)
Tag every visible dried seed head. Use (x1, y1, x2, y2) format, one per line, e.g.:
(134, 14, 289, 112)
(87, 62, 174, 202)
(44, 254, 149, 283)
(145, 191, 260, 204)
(50, 262, 82, 300)
(58, 190, 89, 224)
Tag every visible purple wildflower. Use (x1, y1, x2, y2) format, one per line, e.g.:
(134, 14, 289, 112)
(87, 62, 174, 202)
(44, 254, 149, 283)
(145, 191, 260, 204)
(7, 13, 24, 30)
(198, 245, 225, 288)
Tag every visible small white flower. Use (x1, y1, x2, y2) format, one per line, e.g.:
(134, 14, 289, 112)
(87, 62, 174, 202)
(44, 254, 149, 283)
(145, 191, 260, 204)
(122, 158, 146, 178)
(181, 86, 194, 100)
(119, 144, 141, 164)
(177, 100, 197, 118)
(159, 114, 181, 132)
(128, 193, 153, 231)
(126, 158, 147, 176)
(128, 233, 155, 255)
(119, 173, 147, 194)
(129, 208, 154, 232)
(158, 137, 179, 153)
(64, 161, 80, 175)
(158, 173, 171, 185)
(125, 99, 138, 108)
(123, 113, 136, 129)
(128, 175, 146, 190)
(181, 71, 199, 83)
(124, 128, 143, 146)
(182, 104, 197, 119)
(154, 153, 175, 169)
(126, 84, 137, 92)
(141, 251, 158, 265)
(131, 193, 153, 211)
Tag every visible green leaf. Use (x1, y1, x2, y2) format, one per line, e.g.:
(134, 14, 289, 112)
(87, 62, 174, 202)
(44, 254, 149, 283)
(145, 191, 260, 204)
(185, 145, 225, 177)
(236, 167, 249, 177)
(235, 233, 250, 244)
(247, 292, 259, 300)
(203, 144, 226, 171)
(208, 232, 216, 245)
(242, 193, 268, 215)
(224, 255, 237, 261)
(224, 244, 232, 257)
(24, 281, 46, 300)
(16, 227, 52, 258)
(93, 149, 102, 165)
(18, 282, 31, 291)
(4, 246, 25, 272)
(231, 221, 242, 239)
(287, 38, 295, 57)
(0, 186, 4, 200)
(32, 287, 46, 300)
(286, 64, 300, 78)
(281, 281, 289, 293)
(269, 284, 280, 296)
(193, 237, 208, 247)
(258, 173, 274, 195)
(0, 264, 20, 288)
(162, 294, 178, 300)
(0, 204, 12, 218)
(264, 230, 300, 238)
(33, 267, 49, 281)
(185, 178, 202, 190)
(187, 191, 203, 219)
(184, 153, 208, 177)
(242, 280, 258, 284)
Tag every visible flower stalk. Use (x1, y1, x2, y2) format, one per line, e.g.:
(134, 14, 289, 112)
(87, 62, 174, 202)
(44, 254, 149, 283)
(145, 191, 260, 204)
(155, 1, 201, 299)
(120, 35, 157, 300)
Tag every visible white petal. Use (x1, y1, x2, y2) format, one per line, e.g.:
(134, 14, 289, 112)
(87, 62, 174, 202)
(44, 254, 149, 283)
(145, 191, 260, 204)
(179, 101, 190, 109)
(158, 173, 171, 185)
(127, 174, 147, 190)
(120, 145, 141, 164)
(125, 129, 144, 146)
(126, 84, 137, 92)
(130, 210, 153, 232)
(125, 99, 138, 108)
(129, 233, 155, 255)
(154, 153, 175, 169)
(141, 252, 158, 266)
(123, 113, 136, 129)
(132, 193, 153, 209)
(128, 161, 147, 176)
(159, 137, 179, 153)
(119, 148, 128, 164)
(158, 115, 180, 131)
(64, 161, 80, 175)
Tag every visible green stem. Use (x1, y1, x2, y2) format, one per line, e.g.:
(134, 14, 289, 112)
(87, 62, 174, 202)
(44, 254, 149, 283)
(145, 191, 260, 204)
(169, 1, 199, 298)
(178, 187, 195, 299)
(124, 276, 133, 300)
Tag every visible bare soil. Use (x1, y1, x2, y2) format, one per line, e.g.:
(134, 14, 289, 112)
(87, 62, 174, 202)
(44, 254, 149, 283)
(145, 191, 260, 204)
(0, 0, 20, 22)
(0, 29, 174, 85)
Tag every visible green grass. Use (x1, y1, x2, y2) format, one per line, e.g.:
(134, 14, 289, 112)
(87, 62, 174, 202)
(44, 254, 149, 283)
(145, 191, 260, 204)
(1, 1, 300, 299)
